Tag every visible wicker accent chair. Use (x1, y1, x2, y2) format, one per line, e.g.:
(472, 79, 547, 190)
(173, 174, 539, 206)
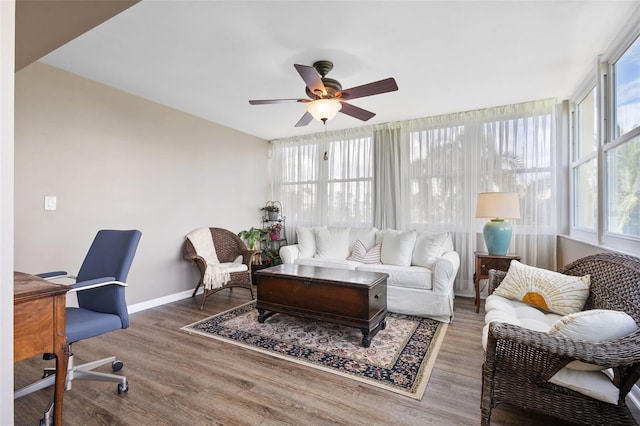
(183, 227, 259, 309)
(481, 253, 640, 425)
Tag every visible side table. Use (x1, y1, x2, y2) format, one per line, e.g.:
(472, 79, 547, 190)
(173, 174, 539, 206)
(474, 251, 520, 313)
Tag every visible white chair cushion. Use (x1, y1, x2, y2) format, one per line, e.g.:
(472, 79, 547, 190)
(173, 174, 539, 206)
(493, 260, 590, 315)
(314, 227, 350, 259)
(549, 309, 638, 371)
(379, 229, 417, 266)
(549, 368, 619, 404)
(482, 295, 561, 350)
(412, 232, 450, 268)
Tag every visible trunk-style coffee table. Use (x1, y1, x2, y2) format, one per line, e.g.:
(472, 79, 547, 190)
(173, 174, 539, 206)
(254, 264, 388, 348)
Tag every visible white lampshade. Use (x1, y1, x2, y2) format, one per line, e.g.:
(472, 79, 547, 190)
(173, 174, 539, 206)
(475, 192, 521, 219)
(306, 99, 342, 122)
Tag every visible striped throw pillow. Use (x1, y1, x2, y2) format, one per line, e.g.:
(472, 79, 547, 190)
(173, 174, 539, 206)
(347, 240, 382, 264)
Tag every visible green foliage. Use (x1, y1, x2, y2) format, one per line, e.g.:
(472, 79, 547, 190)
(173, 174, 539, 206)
(263, 249, 282, 266)
(237, 227, 268, 250)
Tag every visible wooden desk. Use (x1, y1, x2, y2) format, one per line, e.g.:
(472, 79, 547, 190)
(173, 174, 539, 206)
(14, 272, 70, 425)
(473, 252, 520, 313)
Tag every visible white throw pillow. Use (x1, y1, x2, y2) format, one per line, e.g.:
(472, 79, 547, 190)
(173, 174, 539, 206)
(314, 227, 350, 259)
(549, 309, 638, 371)
(297, 226, 320, 258)
(347, 240, 382, 264)
(349, 227, 378, 252)
(412, 232, 450, 268)
(493, 260, 590, 316)
(380, 229, 417, 266)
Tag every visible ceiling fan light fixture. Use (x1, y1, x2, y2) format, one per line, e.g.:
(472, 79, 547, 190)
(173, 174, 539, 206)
(306, 99, 342, 122)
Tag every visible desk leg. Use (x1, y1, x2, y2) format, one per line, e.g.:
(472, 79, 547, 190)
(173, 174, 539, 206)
(474, 272, 480, 313)
(52, 344, 69, 425)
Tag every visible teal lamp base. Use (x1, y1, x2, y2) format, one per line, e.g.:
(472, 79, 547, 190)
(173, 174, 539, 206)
(483, 219, 512, 256)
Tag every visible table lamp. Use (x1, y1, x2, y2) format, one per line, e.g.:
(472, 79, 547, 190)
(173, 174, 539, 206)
(476, 192, 521, 256)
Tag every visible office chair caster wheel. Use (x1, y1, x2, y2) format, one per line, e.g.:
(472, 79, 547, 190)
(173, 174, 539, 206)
(117, 381, 128, 394)
(112, 360, 123, 371)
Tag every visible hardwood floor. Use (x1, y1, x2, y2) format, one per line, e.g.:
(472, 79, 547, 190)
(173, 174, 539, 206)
(12, 292, 612, 425)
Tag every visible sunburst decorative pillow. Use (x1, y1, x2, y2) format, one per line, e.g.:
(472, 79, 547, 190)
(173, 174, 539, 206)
(494, 260, 590, 315)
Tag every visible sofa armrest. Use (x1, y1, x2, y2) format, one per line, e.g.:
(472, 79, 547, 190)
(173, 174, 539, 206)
(280, 244, 300, 264)
(432, 250, 460, 294)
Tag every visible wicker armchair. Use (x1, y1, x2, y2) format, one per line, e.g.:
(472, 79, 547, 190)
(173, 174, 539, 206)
(183, 227, 259, 309)
(481, 253, 640, 425)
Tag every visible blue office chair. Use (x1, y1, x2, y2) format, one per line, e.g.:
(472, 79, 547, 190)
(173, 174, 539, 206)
(14, 229, 141, 424)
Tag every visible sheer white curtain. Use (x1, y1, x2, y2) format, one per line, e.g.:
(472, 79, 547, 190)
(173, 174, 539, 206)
(403, 99, 557, 295)
(272, 128, 374, 243)
(271, 99, 557, 296)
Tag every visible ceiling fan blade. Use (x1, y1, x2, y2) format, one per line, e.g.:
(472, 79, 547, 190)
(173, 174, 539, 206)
(294, 64, 326, 97)
(339, 102, 376, 121)
(295, 112, 313, 127)
(249, 98, 307, 105)
(339, 78, 398, 101)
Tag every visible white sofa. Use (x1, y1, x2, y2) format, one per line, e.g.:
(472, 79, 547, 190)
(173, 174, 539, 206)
(279, 226, 460, 323)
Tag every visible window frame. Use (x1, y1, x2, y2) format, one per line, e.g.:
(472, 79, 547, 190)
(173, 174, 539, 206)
(569, 21, 640, 254)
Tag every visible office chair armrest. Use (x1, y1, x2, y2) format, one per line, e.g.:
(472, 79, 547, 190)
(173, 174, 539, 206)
(69, 277, 124, 293)
(37, 271, 73, 280)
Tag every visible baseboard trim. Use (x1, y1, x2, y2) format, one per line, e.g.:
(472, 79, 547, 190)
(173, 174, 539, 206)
(128, 288, 202, 314)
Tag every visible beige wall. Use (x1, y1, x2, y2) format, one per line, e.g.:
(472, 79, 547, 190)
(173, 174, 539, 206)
(557, 235, 615, 268)
(14, 62, 270, 305)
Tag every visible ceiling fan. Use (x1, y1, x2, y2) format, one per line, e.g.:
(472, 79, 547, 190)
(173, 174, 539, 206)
(249, 60, 398, 127)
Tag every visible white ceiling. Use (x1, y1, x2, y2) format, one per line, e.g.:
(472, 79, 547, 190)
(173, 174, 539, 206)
(39, 0, 640, 141)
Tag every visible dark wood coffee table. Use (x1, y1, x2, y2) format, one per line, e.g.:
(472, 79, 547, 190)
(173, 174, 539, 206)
(254, 264, 388, 347)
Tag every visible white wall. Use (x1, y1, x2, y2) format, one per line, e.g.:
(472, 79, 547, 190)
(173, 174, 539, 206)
(1, 1, 15, 423)
(14, 62, 270, 305)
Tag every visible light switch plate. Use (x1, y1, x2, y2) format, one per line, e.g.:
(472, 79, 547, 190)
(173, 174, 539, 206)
(44, 195, 57, 211)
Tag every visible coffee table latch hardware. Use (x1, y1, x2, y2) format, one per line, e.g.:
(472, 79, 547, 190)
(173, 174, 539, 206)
(303, 280, 312, 287)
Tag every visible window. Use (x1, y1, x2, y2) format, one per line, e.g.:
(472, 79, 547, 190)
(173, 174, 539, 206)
(272, 132, 374, 231)
(606, 36, 640, 238)
(572, 87, 598, 231)
(570, 32, 640, 251)
(326, 136, 373, 227)
(605, 135, 640, 237)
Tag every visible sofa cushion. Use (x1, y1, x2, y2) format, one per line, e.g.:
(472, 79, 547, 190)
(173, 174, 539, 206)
(356, 264, 432, 291)
(295, 257, 359, 270)
(349, 227, 378, 253)
(347, 240, 382, 264)
(314, 227, 350, 259)
(549, 309, 638, 371)
(493, 260, 590, 315)
(379, 229, 417, 266)
(297, 226, 322, 258)
(412, 232, 450, 268)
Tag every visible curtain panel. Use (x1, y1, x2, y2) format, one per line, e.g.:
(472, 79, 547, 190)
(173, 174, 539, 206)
(271, 99, 557, 296)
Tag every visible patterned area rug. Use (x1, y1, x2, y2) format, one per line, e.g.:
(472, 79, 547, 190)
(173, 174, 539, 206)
(181, 301, 447, 400)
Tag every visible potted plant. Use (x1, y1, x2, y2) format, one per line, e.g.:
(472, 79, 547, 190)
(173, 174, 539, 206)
(237, 227, 268, 250)
(261, 204, 280, 221)
(266, 223, 282, 241)
(263, 249, 282, 266)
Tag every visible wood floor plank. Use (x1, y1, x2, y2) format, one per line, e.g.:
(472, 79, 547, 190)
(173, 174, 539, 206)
(14, 291, 627, 425)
